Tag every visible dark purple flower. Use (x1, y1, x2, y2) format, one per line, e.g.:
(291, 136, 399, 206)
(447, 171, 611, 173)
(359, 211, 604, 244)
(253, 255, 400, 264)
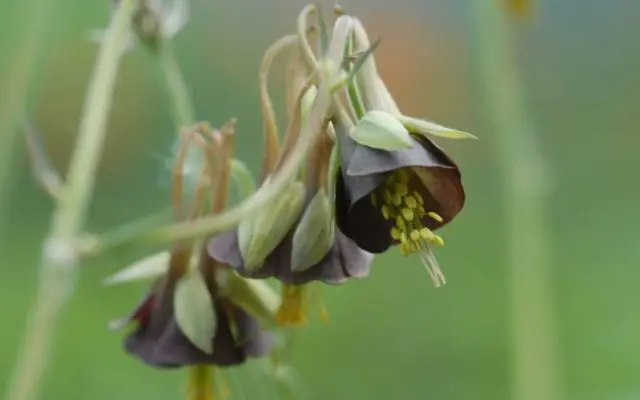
(121, 270, 272, 368)
(334, 119, 465, 285)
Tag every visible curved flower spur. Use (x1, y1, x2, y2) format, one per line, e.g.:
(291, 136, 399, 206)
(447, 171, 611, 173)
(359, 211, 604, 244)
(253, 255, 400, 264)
(207, 12, 374, 327)
(106, 123, 276, 398)
(328, 16, 475, 287)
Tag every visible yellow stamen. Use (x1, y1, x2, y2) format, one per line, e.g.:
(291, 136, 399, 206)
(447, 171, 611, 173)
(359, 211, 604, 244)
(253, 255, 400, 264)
(413, 191, 424, 205)
(187, 365, 215, 400)
(381, 205, 391, 220)
(276, 284, 308, 326)
(404, 196, 418, 208)
(401, 208, 414, 221)
(383, 190, 393, 204)
(375, 170, 449, 286)
(395, 216, 406, 230)
(428, 211, 443, 223)
(395, 182, 408, 196)
(410, 229, 421, 241)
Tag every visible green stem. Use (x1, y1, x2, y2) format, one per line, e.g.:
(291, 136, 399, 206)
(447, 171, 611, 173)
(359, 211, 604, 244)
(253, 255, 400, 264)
(159, 42, 196, 127)
(5, 2, 136, 399)
(470, 2, 561, 400)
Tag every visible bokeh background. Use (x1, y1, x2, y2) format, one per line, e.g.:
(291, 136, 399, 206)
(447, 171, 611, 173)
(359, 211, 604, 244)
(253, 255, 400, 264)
(1, 0, 639, 399)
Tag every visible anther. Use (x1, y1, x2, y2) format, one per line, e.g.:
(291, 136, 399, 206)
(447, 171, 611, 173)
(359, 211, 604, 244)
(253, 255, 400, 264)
(413, 191, 424, 205)
(404, 196, 418, 209)
(428, 211, 443, 223)
(383, 190, 393, 204)
(410, 229, 421, 241)
(382, 205, 391, 220)
(401, 208, 414, 221)
(394, 182, 408, 197)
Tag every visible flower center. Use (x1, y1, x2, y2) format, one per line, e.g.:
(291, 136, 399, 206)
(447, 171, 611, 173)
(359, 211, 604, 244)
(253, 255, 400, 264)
(370, 169, 447, 286)
(276, 284, 308, 326)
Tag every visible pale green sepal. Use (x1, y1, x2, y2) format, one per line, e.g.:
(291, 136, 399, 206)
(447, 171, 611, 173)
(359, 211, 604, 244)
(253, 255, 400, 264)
(350, 110, 413, 151)
(398, 114, 478, 140)
(290, 189, 334, 272)
(174, 267, 216, 354)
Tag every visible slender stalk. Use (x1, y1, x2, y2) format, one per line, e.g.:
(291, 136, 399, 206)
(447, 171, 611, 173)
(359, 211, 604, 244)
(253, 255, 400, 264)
(470, 2, 561, 400)
(0, 0, 59, 223)
(5, 1, 136, 399)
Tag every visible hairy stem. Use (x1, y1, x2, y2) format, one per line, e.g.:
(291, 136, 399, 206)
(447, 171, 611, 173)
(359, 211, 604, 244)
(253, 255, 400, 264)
(5, 1, 136, 399)
(470, 2, 561, 400)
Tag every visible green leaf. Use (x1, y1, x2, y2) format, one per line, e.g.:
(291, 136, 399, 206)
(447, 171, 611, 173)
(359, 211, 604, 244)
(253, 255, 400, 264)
(174, 267, 216, 354)
(238, 180, 306, 270)
(103, 251, 170, 285)
(398, 114, 478, 140)
(350, 110, 414, 151)
(291, 189, 334, 272)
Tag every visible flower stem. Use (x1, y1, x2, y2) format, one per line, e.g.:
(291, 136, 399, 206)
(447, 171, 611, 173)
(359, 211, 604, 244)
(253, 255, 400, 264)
(5, 1, 136, 399)
(470, 2, 562, 400)
(187, 365, 215, 400)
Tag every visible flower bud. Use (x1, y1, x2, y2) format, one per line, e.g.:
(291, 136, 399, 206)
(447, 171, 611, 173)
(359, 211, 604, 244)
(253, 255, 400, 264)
(238, 180, 306, 270)
(290, 189, 334, 272)
(350, 110, 414, 151)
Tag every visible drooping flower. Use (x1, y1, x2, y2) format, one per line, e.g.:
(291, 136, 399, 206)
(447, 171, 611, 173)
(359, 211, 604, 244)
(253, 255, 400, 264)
(121, 253, 273, 368)
(333, 117, 465, 286)
(207, 20, 375, 327)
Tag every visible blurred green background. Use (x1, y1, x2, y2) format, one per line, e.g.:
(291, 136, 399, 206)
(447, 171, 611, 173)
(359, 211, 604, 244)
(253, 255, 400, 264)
(1, 0, 639, 399)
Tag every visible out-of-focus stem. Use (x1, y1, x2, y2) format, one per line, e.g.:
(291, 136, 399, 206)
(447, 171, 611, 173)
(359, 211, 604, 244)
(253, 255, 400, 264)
(187, 365, 215, 400)
(470, 2, 561, 400)
(4, 1, 136, 399)
(0, 0, 58, 223)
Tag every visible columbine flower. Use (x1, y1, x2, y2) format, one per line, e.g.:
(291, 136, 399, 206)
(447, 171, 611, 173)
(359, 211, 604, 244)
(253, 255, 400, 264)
(333, 117, 465, 286)
(121, 262, 272, 368)
(208, 18, 374, 327)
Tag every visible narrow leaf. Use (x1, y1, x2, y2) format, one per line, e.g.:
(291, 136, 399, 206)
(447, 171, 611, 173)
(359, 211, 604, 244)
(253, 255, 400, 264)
(398, 114, 478, 140)
(174, 268, 216, 354)
(103, 251, 170, 285)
